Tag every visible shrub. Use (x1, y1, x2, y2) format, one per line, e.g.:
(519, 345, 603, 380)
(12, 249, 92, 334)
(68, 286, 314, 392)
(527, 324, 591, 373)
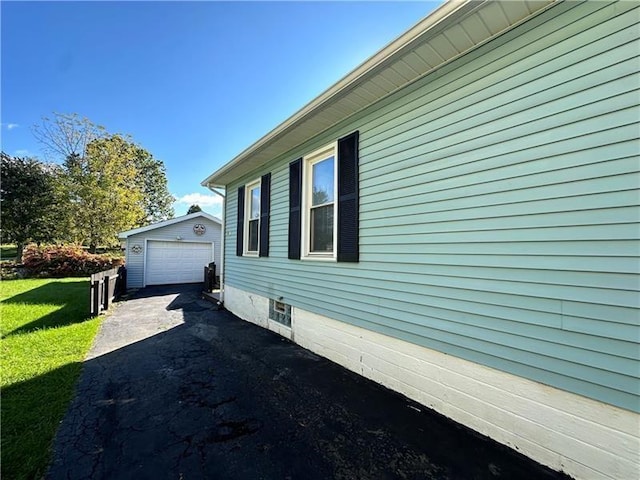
(22, 244, 122, 277)
(0, 260, 22, 280)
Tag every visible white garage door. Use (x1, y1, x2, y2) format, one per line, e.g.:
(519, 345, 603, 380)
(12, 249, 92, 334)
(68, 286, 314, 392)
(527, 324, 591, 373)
(145, 241, 213, 285)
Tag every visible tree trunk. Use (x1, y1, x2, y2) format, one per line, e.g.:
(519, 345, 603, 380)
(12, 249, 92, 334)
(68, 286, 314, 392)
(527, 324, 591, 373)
(16, 242, 25, 263)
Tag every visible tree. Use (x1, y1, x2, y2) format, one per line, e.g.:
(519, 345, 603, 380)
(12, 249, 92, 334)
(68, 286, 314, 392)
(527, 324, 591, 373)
(33, 113, 175, 248)
(0, 153, 62, 259)
(61, 135, 145, 252)
(133, 147, 174, 223)
(32, 112, 106, 160)
(187, 204, 202, 214)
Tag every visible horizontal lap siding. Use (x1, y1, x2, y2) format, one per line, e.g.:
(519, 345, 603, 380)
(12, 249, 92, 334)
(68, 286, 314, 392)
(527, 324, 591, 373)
(126, 237, 144, 287)
(224, 1, 640, 412)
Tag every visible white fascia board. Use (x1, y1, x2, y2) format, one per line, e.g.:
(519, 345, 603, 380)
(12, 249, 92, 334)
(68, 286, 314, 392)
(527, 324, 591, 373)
(118, 211, 222, 239)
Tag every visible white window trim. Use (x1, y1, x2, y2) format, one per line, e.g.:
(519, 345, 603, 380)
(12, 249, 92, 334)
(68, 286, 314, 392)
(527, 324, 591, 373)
(301, 142, 338, 261)
(244, 179, 261, 256)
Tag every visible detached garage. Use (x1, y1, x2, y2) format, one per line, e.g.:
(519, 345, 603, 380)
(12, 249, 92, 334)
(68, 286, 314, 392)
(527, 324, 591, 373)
(118, 211, 222, 288)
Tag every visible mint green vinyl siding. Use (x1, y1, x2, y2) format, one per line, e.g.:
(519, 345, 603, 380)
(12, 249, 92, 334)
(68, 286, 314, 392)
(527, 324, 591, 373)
(224, 1, 640, 412)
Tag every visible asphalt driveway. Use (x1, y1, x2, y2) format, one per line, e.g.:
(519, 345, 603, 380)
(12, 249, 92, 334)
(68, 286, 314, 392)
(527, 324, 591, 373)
(47, 284, 569, 480)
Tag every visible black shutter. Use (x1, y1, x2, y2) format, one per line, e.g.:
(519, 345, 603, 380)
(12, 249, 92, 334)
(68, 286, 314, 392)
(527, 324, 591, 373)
(288, 158, 303, 259)
(259, 173, 271, 257)
(236, 186, 245, 256)
(337, 131, 359, 262)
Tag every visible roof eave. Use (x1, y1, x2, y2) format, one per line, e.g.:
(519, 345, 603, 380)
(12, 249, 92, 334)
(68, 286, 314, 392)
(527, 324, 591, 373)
(202, 0, 555, 187)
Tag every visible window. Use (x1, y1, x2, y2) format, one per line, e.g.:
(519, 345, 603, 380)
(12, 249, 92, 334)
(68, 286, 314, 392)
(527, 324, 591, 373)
(289, 131, 359, 262)
(236, 173, 271, 257)
(303, 145, 337, 258)
(245, 180, 260, 255)
(273, 300, 286, 314)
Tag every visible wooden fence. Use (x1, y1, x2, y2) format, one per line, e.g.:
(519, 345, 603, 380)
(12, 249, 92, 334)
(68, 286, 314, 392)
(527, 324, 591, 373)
(90, 266, 127, 316)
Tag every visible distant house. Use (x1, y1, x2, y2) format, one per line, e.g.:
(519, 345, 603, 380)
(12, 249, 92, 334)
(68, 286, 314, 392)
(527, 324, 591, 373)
(118, 211, 221, 288)
(201, 1, 639, 479)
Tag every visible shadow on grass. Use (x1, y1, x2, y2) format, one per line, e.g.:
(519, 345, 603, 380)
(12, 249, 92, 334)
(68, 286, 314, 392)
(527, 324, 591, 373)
(1, 362, 83, 480)
(1, 283, 572, 480)
(2, 281, 91, 338)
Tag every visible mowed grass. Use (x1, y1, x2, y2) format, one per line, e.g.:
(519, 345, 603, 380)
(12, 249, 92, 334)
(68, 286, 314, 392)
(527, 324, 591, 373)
(1, 278, 102, 480)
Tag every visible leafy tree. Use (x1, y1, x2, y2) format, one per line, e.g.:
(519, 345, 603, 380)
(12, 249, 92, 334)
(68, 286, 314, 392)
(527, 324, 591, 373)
(0, 153, 62, 259)
(133, 147, 174, 223)
(33, 113, 175, 248)
(60, 135, 145, 252)
(187, 204, 202, 214)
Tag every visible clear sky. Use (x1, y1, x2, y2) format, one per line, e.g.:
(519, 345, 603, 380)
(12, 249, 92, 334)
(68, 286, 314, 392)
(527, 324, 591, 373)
(1, 1, 439, 217)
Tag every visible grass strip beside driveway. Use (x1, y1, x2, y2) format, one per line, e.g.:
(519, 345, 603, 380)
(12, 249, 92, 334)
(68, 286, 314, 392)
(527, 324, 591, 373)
(1, 278, 102, 480)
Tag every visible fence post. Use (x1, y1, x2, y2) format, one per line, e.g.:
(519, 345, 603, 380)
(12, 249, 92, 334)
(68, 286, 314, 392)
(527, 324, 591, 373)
(99, 277, 105, 314)
(90, 279, 100, 316)
(104, 275, 111, 311)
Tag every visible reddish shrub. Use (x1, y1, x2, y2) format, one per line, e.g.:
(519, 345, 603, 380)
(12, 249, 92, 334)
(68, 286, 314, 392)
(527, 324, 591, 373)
(22, 244, 122, 277)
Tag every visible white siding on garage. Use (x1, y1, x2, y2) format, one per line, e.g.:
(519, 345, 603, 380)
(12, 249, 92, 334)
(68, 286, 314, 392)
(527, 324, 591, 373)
(125, 215, 221, 288)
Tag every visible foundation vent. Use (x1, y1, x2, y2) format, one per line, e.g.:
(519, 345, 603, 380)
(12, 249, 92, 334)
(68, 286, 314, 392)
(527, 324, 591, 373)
(269, 299, 291, 327)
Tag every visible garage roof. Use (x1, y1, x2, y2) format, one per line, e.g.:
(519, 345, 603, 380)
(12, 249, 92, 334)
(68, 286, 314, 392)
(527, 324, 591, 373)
(118, 212, 222, 239)
(201, 0, 555, 188)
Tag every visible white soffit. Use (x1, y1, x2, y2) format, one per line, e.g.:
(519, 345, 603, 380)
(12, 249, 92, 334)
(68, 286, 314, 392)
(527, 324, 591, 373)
(202, 0, 555, 188)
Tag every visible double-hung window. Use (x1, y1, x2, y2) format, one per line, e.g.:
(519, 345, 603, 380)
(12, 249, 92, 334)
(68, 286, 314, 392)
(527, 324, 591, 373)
(288, 130, 359, 263)
(245, 180, 261, 255)
(304, 145, 337, 258)
(236, 173, 271, 257)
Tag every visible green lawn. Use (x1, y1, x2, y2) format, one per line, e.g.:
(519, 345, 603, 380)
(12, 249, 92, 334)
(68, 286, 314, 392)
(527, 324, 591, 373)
(1, 278, 102, 480)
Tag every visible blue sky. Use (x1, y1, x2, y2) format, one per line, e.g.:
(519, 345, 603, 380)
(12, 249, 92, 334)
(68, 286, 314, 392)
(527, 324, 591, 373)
(1, 1, 438, 217)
